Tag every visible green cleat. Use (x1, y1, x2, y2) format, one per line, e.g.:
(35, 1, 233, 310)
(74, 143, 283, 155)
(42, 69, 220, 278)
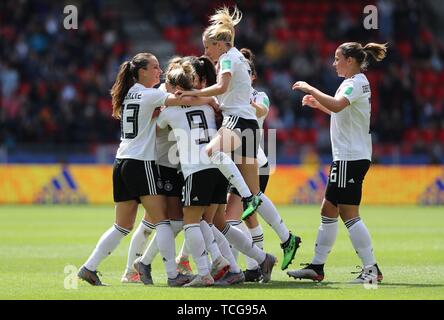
(241, 194, 262, 220)
(280, 233, 301, 270)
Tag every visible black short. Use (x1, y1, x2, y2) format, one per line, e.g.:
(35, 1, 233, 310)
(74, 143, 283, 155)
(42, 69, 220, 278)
(222, 115, 260, 159)
(182, 169, 228, 206)
(325, 160, 370, 206)
(228, 162, 270, 197)
(158, 165, 184, 198)
(113, 159, 162, 202)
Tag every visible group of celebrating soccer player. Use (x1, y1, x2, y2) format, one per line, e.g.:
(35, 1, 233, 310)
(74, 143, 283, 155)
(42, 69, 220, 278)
(78, 6, 386, 287)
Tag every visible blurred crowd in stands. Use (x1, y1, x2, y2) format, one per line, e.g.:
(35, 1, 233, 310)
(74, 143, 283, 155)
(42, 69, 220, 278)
(1, 0, 443, 164)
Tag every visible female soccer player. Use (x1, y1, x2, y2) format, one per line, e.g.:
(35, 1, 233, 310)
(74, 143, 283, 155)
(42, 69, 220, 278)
(176, 6, 300, 271)
(161, 56, 276, 285)
(225, 48, 273, 282)
(288, 42, 386, 283)
(77, 52, 217, 286)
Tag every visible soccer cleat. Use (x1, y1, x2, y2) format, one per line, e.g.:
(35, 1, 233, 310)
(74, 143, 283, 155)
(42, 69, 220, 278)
(280, 233, 301, 270)
(184, 273, 214, 287)
(287, 263, 325, 282)
(167, 273, 194, 287)
(350, 264, 383, 284)
(259, 253, 277, 283)
(241, 194, 262, 220)
(176, 256, 193, 276)
(78, 266, 103, 286)
(214, 271, 245, 286)
(133, 260, 153, 285)
(210, 256, 230, 281)
(121, 271, 141, 284)
(244, 268, 263, 282)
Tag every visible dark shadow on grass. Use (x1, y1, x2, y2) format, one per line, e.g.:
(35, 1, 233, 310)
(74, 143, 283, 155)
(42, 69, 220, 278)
(209, 280, 341, 290)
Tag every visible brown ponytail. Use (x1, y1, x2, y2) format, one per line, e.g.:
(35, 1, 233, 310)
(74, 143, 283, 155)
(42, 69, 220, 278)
(240, 47, 256, 78)
(111, 61, 134, 119)
(363, 42, 388, 62)
(110, 52, 155, 119)
(339, 42, 387, 71)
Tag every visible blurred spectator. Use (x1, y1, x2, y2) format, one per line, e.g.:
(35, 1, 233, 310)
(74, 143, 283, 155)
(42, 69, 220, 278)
(0, 0, 443, 164)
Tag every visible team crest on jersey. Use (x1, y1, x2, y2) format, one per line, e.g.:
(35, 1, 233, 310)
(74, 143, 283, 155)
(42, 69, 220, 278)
(157, 180, 164, 189)
(164, 182, 173, 192)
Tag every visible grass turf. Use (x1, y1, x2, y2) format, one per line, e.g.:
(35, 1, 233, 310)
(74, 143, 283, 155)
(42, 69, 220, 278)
(0, 205, 443, 300)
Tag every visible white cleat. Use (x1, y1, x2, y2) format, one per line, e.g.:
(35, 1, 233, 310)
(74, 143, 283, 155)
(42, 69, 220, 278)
(210, 256, 230, 281)
(120, 271, 142, 284)
(184, 273, 214, 287)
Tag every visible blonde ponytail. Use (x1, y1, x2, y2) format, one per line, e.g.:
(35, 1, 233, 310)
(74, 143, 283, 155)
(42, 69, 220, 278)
(204, 6, 242, 47)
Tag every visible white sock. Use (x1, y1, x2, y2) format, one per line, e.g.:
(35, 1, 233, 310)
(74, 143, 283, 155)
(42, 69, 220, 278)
(257, 192, 290, 243)
(84, 224, 130, 271)
(154, 221, 177, 279)
(184, 224, 209, 276)
(249, 224, 264, 249)
(178, 240, 189, 260)
(140, 233, 159, 266)
(346, 217, 376, 267)
(247, 224, 264, 270)
(200, 221, 222, 261)
(312, 216, 338, 265)
(125, 220, 154, 273)
(226, 220, 241, 261)
(170, 220, 183, 236)
(211, 225, 241, 273)
(210, 150, 252, 198)
(140, 220, 183, 266)
(229, 220, 258, 270)
(222, 223, 266, 264)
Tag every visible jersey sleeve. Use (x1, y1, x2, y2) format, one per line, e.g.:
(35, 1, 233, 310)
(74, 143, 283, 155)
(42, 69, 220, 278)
(254, 92, 270, 111)
(157, 110, 168, 129)
(143, 88, 169, 108)
(219, 53, 234, 75)
(339, 78, 361, 105)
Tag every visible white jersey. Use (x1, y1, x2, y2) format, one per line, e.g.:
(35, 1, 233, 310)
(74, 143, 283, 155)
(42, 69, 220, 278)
(116, 83, 169, 161)
(157, 105, 218, 179)
(331, 73, 372, 161)
(156, 126, 179, 169)
(251, 89, 270, 168)
(218, 47, 256, 120)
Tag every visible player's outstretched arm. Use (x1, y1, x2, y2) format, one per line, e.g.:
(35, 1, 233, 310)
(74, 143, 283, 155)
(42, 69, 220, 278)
(293, 81, 349, 113)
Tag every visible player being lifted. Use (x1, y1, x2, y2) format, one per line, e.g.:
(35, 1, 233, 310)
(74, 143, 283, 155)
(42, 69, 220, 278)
(288, 42, 386, 283)
(176, 6, 301, 271)
(78, 52, 216, 286)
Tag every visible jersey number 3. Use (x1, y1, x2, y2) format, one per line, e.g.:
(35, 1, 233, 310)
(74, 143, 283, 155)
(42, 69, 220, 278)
(186, 110, 210, 145)
(121, 103, 140, 139)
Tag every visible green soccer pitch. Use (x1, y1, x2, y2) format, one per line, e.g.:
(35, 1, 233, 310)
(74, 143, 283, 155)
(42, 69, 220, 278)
(1, 204, 443, 300)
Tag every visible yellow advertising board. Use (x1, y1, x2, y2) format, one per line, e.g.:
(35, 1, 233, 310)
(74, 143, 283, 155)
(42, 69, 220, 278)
(0, 165, 443, 205)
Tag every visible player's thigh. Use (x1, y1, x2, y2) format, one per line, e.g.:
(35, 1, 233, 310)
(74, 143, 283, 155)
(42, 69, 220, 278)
(203, 204, 218, 223)
(237, 160, 260, 194)
(139, 194, 168, 224)
(115, 200, 139, 230)
(225, 192, 243, 220)
(213, 204, 227, 231)
(320, 198, 339, 219)
(338, 204, 360, 222)
(206, 127, 241, 156)
(183, 206, 205, 225)
(167, 196, 183, 220)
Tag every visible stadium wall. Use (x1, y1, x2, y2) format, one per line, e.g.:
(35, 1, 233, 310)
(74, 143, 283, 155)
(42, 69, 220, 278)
(1, 165, 443, 205)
